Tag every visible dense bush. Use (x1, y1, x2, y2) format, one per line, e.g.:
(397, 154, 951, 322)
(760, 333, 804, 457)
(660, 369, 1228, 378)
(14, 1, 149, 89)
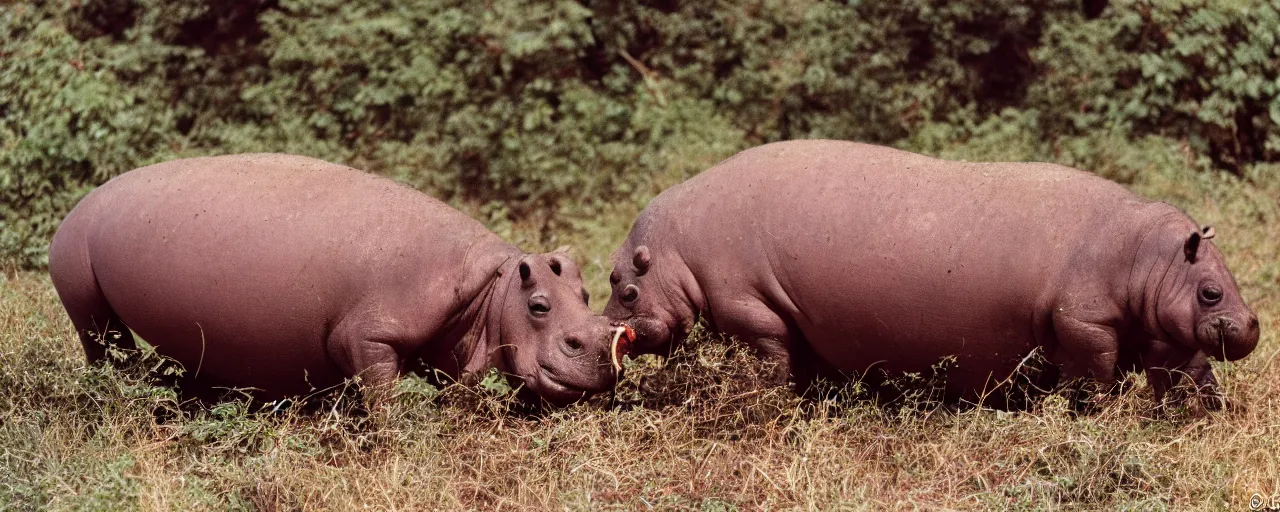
(1029, 0, 1280, 169)
(2, 0, 1278, 267)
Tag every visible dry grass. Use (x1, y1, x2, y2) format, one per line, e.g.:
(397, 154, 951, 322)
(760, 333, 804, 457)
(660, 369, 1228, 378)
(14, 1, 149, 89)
(2, 148, 1278, 510)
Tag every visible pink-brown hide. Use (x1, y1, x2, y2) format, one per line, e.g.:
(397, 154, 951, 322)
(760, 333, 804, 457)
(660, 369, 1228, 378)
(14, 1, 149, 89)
(49, 154, 617, 406)
(604, 140, 1259, 407)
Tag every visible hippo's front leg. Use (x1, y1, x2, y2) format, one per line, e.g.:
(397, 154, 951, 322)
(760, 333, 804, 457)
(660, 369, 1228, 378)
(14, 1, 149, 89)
(711, 298, 797, 388)
(1140, 341, 1223, 411)
(1049, 310, 1121, 384)
(1187, 352, 1225, 411)
(327, 317, 407, 402)
(347, 342, 402, 387)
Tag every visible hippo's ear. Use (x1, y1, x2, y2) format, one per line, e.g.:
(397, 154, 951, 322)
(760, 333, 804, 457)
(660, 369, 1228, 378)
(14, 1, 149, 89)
(633, 245, 651, 276)
(1200, 225, 1215, 240)
(519, 260, 535, 287)
(1184, 230, 1201, 263)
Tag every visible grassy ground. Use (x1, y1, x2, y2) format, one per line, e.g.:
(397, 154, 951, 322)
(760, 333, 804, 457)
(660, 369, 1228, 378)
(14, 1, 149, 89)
(2, 139, 1278, 510)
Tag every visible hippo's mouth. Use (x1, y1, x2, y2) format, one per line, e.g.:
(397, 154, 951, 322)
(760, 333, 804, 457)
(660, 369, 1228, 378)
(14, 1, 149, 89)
(622, 315, 677, 355)
(533, 364, 606, 404)
(1196, 319, 1226, 357)
(609, 324, 637, 372)
(1195, 316, 1257, 361)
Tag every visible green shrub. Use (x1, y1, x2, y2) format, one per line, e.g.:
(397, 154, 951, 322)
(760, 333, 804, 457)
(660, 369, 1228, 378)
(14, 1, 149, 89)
(1028, 0, 1280, 170)
(2, 0, 1277, 267)
(1, 4, 178, 267)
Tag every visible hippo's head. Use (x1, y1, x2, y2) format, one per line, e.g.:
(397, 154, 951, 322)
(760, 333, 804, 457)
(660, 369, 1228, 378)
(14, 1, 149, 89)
(496, 252, 618, 406)
(604, 244, 684, 356)
(1157, 226, 1259, 361)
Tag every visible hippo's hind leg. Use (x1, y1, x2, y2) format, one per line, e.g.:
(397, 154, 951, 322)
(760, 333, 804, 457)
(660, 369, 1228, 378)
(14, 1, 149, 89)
(48, 238, 138, 365)
(56, 283, 137, 365)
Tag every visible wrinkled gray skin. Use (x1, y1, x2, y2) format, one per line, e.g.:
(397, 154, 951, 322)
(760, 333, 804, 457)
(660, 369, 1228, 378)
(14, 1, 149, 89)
(50, 154, 617, 406)
(605, 140, 1260, 407)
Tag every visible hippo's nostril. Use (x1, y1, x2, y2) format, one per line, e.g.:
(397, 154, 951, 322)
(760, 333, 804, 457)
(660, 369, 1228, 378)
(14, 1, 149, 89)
(1214, 317, 1235, 336)
(1250, 316, 1260, 331)
(564, 337, 583, 352)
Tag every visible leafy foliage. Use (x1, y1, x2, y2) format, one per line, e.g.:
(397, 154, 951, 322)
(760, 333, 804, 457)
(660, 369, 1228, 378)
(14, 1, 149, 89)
(2, 0, 1278, 267)
(1029, 0, 1280, 169)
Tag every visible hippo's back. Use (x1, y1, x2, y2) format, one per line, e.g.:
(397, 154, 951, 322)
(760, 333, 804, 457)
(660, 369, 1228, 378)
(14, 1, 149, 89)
(53, 154, 499, 397)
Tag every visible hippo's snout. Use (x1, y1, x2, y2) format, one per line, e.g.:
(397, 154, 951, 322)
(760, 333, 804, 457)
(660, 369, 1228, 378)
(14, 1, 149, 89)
(1229, 314, 1261, 361)
(529, 320, 621, 406)
(554, 327, 618, 366)
(1203, 314, 1260, 361)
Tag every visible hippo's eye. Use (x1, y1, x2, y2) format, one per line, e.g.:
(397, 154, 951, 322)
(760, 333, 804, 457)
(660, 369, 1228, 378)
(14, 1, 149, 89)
(621, 284, 639, 304)
(529, 296, 551, 317)
(1200, 285, 1223, 305)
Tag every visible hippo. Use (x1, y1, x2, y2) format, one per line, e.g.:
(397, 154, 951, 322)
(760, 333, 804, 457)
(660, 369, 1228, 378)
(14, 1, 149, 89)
(49, 153, 623, 406)
(604, 140, 1260, 408)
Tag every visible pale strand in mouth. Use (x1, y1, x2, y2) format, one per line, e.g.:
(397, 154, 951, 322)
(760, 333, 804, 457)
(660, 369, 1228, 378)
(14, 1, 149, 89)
(610, 325, 626, 372)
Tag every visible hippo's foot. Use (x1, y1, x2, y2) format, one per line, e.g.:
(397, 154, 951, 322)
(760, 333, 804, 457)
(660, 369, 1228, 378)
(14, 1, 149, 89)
(1197, 388, 1227, 412)
(353, 375, 400, 416)
(1150, 382, 1230, 417)
(1191, 364, 1228, 412)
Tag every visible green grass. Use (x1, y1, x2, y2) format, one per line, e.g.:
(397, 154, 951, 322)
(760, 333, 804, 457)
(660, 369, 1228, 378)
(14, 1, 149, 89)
(2, 138, 1278, 510)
